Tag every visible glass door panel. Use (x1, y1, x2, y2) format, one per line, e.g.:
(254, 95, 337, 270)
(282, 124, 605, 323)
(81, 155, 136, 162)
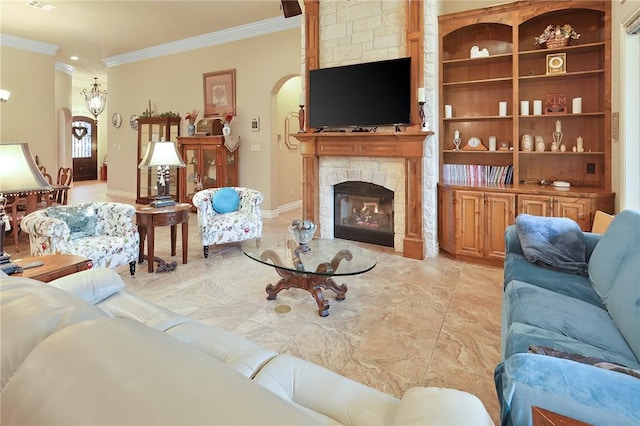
(202, 147, 218, 188)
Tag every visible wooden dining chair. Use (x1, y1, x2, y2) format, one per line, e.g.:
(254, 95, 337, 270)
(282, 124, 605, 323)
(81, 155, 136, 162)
(52, 167, 73, 205)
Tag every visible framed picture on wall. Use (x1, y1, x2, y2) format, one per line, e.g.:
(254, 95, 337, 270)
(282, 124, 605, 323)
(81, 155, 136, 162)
(203, 69, 236, 118)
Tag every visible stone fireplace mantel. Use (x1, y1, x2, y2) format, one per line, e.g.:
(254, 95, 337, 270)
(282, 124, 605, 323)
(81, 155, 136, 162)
(295, 131, 433, 260)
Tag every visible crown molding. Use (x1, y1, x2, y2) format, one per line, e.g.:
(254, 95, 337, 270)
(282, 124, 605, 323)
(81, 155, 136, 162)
(104, 14, 301, 68)
(0, 33, 59, 55)
(55, 62, 76, 75)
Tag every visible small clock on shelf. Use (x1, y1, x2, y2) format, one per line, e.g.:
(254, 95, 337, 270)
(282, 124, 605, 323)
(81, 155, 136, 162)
(462, 137, 487, 151)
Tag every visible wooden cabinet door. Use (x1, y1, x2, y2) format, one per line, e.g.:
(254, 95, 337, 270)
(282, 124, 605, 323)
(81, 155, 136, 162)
(519, 195, 553, 217)
(454, 190, 484, 257)
(554, 197, 592, 231)
(484, 193, 516, 259)
(438, 186, 455, 254)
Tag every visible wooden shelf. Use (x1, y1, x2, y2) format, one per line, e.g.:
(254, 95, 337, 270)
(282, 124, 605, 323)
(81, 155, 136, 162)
(438, 1, 613, 261)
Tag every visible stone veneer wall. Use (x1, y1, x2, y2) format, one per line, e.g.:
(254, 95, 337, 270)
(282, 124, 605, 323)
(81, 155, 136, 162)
(318, 156, 406, 251)
(313, 0, 439, 257)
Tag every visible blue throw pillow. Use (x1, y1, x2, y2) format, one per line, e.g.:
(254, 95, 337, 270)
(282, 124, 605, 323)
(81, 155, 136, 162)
(46, 205, 97, 240)
(212, 187, 240, 213)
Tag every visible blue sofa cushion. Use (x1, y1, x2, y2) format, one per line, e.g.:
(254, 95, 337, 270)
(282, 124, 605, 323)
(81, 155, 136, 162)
(503, 322, 640, 368)
(212, 188, 240, 214)
(588, 210, 640, 360)
(504, 280, 638, 365)
(496, 353, 640, 426)
(515, 214, 588, 276)
(504, 253, 603, 308)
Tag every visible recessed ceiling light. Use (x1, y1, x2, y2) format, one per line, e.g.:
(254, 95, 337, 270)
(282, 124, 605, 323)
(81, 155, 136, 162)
(70, 56, 79, 61)
(26, 1, 55, 11)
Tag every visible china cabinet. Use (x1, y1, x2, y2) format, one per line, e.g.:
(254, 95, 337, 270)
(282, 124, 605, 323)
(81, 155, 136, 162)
(136, 117, 181, 204)
(177, 136, 238, 209)
(438, 1, 613, 262)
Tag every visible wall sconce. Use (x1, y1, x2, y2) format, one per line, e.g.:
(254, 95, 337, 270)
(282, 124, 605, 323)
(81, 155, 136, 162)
(81, 77, 107, 120)
(0, 89, 11, 103)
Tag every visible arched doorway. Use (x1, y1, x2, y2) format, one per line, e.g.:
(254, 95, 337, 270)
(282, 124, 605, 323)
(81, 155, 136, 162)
(71, 115, 97, 181)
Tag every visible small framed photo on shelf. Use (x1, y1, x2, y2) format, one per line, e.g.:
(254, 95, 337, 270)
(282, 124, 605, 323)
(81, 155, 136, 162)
(546, 53, 566, 75)
(203, 69, 236, 118)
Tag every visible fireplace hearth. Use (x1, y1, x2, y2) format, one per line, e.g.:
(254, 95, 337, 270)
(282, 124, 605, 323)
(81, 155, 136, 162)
(334, 181, 394, 247)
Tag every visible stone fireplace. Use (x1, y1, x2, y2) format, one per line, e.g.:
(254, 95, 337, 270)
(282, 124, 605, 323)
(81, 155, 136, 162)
(320, 156, 404, 249)
(296, 132, 431, 259)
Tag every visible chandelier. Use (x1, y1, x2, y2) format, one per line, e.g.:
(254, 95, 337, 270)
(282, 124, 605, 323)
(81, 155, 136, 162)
(81, 77, 107, 120)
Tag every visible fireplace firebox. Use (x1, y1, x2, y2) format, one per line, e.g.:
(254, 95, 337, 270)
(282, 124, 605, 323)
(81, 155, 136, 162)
(334, 181, 394, 247)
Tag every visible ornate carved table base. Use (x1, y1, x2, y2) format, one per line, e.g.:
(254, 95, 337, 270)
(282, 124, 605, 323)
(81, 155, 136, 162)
(261, 248, 351, 317)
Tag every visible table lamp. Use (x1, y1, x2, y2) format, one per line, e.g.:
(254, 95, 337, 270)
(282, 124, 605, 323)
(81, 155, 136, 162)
(138, 140, 185, 208)
(0, 142, 52, 268)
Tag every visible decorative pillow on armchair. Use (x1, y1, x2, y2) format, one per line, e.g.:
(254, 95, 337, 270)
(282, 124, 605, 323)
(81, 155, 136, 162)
(212, 188, 240, 214)
(46, 205, 97, 240)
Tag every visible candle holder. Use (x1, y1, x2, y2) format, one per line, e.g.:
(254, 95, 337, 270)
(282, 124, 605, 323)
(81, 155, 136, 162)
(418, 101, 427, 131)
(298, 104, 305, 133)
(453, 138, 462, 151)
(552, 130, 563, 152)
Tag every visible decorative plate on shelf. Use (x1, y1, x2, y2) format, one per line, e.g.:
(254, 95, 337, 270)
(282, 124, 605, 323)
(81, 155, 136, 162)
(129, 114, 139, 130)
(111, 112, 122, 128)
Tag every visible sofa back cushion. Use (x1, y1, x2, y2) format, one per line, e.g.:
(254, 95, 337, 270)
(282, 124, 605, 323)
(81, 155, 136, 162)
(0, 277, 106, 391)
(588, 209, 640, 360)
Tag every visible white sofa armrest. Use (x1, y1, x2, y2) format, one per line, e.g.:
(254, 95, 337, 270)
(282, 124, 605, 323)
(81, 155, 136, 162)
(49, 268, 125, 304)
(393, 387, 494, 426)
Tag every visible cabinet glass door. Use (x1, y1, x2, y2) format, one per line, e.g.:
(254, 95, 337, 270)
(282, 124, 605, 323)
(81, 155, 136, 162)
(184, 147, 198, 200)
(202, 147, 218, 189)
(224, 152, 236, 186)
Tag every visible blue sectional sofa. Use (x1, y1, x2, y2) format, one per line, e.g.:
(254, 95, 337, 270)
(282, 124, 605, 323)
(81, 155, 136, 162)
(495, 210, 640, 425)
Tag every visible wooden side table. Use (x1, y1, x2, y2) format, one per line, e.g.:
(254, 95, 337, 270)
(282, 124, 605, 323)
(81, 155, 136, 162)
(136, 203, 190, 273)
(13, 254, 91, 282)
(532, 406, 592, 426)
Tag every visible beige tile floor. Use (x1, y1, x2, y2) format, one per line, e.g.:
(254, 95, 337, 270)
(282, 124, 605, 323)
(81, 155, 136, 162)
(8, 180, 504, 423)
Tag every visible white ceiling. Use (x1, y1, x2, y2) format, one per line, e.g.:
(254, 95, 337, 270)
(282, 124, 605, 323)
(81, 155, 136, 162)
(1, 1, 290, 85)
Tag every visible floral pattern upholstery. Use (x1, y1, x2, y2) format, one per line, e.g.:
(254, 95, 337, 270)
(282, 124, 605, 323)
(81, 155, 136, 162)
(20, 202, 140, 275)
(192, 187, 263, 258)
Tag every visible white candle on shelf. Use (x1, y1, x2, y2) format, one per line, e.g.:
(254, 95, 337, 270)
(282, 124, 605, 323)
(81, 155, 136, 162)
(489, 136, 497, 151)
(555, 120, 562, 132)
(445, 104, 452, 118)
(454, 130, 460, 139)
(499, 101, 507, 116)
(299, 94, 305, 106)
(577, 136, 584, 152)
(418, 87, 426, 103)
(572, 97, 582, 114)
(533, 100, 543, 115)
(520, 100, 530, 116)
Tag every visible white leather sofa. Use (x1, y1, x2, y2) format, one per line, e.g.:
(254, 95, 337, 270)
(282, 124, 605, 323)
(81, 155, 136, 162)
(1, 268, 494, 425)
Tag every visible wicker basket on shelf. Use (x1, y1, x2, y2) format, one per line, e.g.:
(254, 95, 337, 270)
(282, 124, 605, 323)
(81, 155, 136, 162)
(544, 36, 571, 49)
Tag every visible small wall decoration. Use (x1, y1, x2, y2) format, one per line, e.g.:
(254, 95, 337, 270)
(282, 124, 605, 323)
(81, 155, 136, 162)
(546, 53, 567, 74)
(545, 93, 567, 114)
(203, 69, 236, 118)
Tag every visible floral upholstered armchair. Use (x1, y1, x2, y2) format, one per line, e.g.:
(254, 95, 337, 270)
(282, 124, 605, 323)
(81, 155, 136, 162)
(192, 187, 263, 258)
(20, 202, 140, 275)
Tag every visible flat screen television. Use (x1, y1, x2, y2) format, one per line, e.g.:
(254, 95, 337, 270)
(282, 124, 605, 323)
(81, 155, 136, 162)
(308, 57, 411, 129)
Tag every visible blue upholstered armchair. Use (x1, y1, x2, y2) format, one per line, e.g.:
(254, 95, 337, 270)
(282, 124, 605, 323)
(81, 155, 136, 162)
(192, 187, 263, 258)
(21, 202, 140, 275)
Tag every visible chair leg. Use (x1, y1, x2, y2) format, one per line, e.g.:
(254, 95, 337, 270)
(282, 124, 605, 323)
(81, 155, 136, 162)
(129, 261, 136, 276)
(203, 245, 209, 258)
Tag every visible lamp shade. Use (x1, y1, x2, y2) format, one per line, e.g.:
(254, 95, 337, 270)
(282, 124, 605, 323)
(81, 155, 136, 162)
(138, 141, 186, 169)
(0, 142, 52, 195)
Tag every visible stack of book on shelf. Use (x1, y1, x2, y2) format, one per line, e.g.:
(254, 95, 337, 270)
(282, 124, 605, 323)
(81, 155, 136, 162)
(443, 164, 513, 185)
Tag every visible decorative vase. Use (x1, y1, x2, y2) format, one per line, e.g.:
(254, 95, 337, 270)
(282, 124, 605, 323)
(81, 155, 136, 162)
(222, 123, 231, 136)
(187, 124, 196, 136)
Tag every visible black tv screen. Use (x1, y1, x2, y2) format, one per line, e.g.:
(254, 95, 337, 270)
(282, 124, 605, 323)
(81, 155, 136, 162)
(308, 57, 411, 129)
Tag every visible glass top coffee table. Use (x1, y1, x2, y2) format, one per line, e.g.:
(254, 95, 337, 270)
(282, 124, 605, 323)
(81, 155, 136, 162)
(241, 236, 376, 317)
